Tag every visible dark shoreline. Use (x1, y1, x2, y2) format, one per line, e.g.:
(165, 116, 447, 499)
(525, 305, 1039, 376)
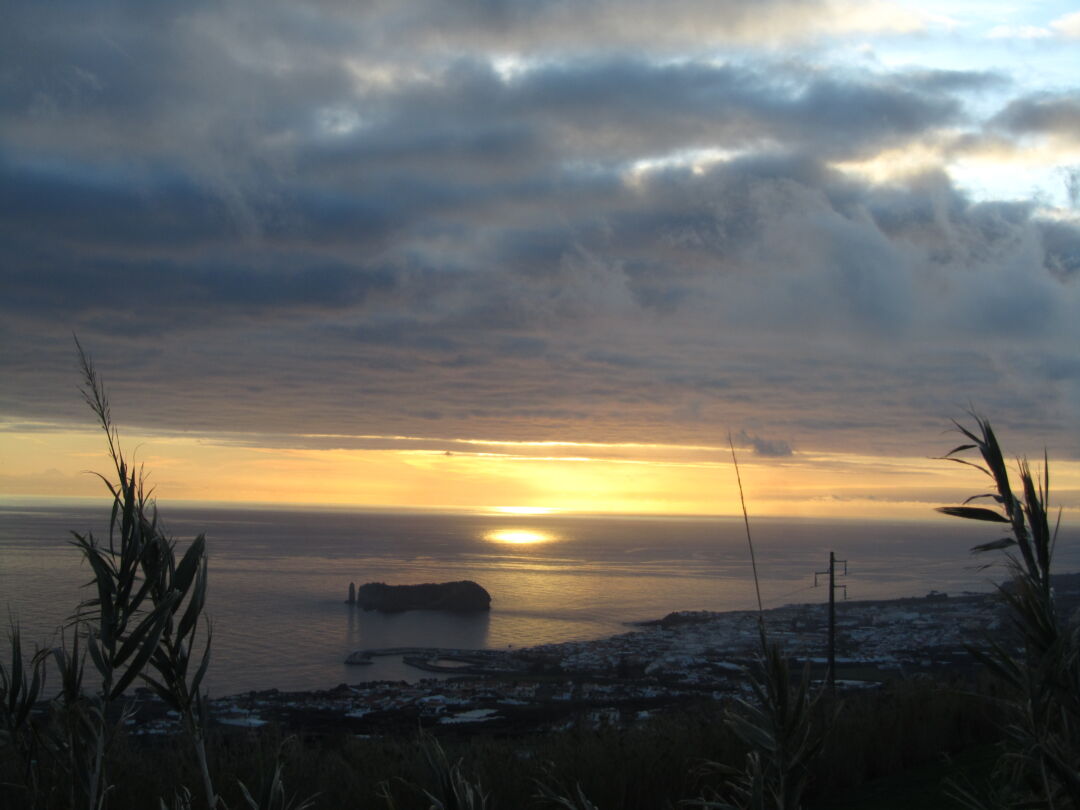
(118, 589, 995, 737)
(116, 574, 1080, 738)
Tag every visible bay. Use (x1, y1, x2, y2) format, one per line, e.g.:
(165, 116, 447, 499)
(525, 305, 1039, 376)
(2, 501, 1075, 697)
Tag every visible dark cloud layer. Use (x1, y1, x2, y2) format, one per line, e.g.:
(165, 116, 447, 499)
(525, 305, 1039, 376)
(2, 1, 1079, 463)
(991, 92, 1080, 138)
(736, 430, 794, 457)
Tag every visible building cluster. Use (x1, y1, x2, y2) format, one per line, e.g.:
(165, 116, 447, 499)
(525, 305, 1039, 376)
(522, 592, 1004, 680)
(125, 588, 1026, 737)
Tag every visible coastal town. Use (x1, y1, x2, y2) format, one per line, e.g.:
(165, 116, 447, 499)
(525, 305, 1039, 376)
(124, 578, 1080, 738)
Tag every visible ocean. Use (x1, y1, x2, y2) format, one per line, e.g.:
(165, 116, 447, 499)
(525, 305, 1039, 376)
(2, 501, 1076, 696)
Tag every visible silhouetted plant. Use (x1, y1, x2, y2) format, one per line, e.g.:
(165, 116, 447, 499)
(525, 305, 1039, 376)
(533, 765, 601, 809)
(237, 739, 318, 810)
(683, 437, 824, 810)
(0, 342, 219, 809)
(0, 623, 48, 804)
(938, 414, 1080, 809)
(378, 731, 490, 810)
(684, 644, 822, 810)
(62, 339, 218, 808)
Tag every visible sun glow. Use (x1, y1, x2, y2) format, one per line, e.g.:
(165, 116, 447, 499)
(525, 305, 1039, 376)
(6, 422, 1080, 519)
(490, 505, 556, 515)
(485, 529, 553, 545)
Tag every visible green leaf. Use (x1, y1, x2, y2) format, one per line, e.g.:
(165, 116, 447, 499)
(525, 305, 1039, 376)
(109, 494, 120, 551)
(726, 711, 778, 753)
(86, 632, 108, 680)
(52, 637, 83, 701)
(971, 537, 1016, 553)
(7, 626, 23, 710)
(139, 672, 182, 713)
(936, 456, 992, 478)
(951, 419, 982, 446)
(237, 778, 259, 810)
(177, 559, 207, 643)
(967, 643, 1023, 689)
(18, 653, 45, 728)
(936, 506, 1010, 523)
(110, 604, 173, 700)
(114, 591, 179, 668)
(174, 534, 206, 597)
(943, 443, 977, 457)
(190, 627, 213, 695)
(961, 492, 1001, 505)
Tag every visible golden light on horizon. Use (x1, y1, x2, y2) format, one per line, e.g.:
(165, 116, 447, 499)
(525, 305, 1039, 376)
(4, 423, 1080, 521)
(485, 529, 553, 545)
(490, 505, 556, 515)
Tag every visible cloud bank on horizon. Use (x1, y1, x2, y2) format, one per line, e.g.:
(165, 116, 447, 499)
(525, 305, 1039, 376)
(2, 0, 1079, 485)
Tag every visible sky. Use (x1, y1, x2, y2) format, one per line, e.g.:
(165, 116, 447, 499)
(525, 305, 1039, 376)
(2, 1, 1079, 518)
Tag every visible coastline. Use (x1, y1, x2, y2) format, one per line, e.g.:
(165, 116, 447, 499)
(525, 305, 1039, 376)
(120, 579, 1080, 738)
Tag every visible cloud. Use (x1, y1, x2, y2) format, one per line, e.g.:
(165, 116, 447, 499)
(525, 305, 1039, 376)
(1041, 218, 1080, 278)
(1051, 11, 1080, 39)
(736, 430, 795, 457)
(2, 0, 1079, 471)
(4, 146, 1080, 457)
(990, 93, 1080, 141)
(982, 11, 1080, 41)
(986, 25, 1052, 40)
(370, 0, 932, 53)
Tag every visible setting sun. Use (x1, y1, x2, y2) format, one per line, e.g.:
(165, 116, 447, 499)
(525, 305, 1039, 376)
(484, 529, 554, 545)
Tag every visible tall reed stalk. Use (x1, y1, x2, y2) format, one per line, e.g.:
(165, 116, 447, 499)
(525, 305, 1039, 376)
(938, 414, 1080, 809)
(729, 435, 766, 646)
(0, 342, 218, 809)
(64, 339, 218, 809)
(683, 436, 823, 810)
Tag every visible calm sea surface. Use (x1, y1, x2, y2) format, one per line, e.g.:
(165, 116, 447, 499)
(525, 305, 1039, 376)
(2, 502, 1077, 696)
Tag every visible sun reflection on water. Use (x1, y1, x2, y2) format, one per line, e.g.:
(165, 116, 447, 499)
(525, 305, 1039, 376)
(485, 528, 554, 545)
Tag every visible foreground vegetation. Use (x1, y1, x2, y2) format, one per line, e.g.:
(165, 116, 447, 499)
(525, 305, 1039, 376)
(1, 350, 1077, 808)
(1, 679, 996, 809)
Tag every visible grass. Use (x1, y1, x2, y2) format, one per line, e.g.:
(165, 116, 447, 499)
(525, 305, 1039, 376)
(819, 745, 999, 810)
(0, 687, 1004, 809)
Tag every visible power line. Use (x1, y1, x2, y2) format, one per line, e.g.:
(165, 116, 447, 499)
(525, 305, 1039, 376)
(814, 551, 848, 694)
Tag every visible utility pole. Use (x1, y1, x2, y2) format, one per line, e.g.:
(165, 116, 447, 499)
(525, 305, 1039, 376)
(814, 551, 847, 694)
